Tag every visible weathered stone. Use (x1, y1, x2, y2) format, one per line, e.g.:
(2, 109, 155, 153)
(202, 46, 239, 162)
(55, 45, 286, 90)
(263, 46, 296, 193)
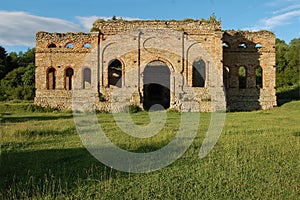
(35, 19, 276, 112)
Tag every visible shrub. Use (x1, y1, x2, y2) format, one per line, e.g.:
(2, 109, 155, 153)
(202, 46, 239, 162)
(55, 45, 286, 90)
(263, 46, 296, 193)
(128, 104, 142, 113)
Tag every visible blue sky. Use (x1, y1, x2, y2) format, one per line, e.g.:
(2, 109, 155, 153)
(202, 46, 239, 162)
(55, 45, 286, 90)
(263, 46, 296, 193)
(1, 0, 300, 53)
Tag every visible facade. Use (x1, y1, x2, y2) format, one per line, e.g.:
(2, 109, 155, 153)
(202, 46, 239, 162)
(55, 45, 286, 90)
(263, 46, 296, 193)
(35, 19, 276, 112)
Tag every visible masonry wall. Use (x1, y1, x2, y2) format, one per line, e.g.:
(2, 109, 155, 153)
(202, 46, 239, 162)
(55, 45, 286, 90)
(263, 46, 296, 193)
(35, 32, 99, 109)
(223, 30, 277, 110)
(35, 19, 276, 112)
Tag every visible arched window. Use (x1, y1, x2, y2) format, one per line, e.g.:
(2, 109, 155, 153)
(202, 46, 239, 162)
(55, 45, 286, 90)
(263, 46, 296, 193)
(255, 43, 263, 49)
(83, 43, 92, 48)
(222, 42, 230, 48)
(223, 66, 230, 89)
(47, 67, 56, 90)
(239, 66, 247, 89)
(108, 59, 122, 88)
(256, 66, 263, 89)
(48, 43, 57, 48)
(66, 43, 74, 48)
(238, 42, 247, 49)
(65, 68, 74, 90)
(83, 68, 91, 89)
(192, 58, 206, 87)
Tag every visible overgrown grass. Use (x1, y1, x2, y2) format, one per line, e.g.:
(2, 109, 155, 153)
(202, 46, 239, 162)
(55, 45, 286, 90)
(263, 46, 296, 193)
(0, 101, 299, 199)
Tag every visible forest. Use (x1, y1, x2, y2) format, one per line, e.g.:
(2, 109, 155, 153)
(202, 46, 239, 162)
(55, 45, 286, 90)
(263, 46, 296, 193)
(0, 38, 299, 101)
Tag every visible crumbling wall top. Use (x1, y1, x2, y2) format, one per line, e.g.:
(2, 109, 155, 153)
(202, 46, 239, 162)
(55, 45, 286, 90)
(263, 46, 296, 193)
(36, 31, 98, 49)
(223, 30, 275, 51)
(92, 19, 221, 35)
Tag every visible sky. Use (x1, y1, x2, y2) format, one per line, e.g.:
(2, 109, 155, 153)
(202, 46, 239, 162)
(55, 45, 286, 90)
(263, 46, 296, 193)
(1, 0, 300, 53)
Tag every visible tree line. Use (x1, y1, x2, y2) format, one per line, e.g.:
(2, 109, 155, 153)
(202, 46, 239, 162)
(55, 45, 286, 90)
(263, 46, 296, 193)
(0, 37, 299, 101)
(0, 46, 35, 100)
(276, 38, 300, 88)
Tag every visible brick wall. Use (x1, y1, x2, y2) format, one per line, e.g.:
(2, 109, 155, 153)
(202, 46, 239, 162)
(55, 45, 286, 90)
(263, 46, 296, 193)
(34, 19, 276, 112)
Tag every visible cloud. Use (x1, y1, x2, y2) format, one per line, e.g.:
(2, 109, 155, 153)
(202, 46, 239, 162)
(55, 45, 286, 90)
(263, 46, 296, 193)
(76, 16, 141, 31)
(272, 3, 300, 14)
(265, 0, 298, 7)
(0, 11, 142, 47)
(0, 11, 82, 46)
(262, 9, 300, 29)
(244, 4, 300, 31)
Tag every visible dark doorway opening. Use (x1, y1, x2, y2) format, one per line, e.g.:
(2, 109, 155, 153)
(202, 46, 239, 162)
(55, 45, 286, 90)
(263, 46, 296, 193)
(143, 61, 170, 110)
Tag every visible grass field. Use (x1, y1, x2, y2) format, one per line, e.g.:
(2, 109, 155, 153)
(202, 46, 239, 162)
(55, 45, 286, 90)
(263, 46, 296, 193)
(0, 101, 299, 199)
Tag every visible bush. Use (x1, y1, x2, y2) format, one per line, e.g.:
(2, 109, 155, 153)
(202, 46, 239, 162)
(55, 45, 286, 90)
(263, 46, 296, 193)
(128, 104, 142, 113)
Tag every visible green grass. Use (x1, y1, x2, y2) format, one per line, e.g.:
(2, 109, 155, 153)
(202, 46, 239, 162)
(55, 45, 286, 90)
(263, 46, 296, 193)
(0, 101, 299, 199)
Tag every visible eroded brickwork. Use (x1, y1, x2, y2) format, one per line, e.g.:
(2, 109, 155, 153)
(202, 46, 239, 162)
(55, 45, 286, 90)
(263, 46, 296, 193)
(34, 19, 276, 112)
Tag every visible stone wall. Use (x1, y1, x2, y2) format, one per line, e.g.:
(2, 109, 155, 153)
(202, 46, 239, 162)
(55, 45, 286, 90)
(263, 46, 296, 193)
(223, 30, 277, 110)
(34, 19, 276, 112)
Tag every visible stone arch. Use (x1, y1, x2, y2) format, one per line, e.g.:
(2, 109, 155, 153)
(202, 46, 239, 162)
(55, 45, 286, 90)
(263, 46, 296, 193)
(239, 66, 247, 89)
(186, 42, 215, 88)
(65, 42, 74, 48)
(255, 43, 263, 49)
(65, 67, 74, 90)
(222, 42, 230, 48)
(83, 67, 91, 89)
(141, 52, 176, 74)
(108, 59, 123, 88)
(192, 57, 206, 87)
(143, 60, 171, 110)
(238, 42, 247, 49)
(47, 43, 57, 48)
(83, 43, 92, 48)
(46, 67, 56, 90)
(256, 66, 263, 88)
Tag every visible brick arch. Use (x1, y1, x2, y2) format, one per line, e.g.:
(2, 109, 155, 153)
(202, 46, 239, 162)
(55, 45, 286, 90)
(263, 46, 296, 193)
(83, 42, 92, 48)
(65, 42, 74, 48)
(192, 57, 206, 87)
(186, 42, 214, 87)
(64, 67, 74, 90)
(46, 67, 56, 90)
(142, 57, 175, 73)
(47, 42, 58, 48)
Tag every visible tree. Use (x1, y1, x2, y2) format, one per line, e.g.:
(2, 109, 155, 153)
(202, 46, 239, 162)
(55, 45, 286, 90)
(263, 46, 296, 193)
(0, 47, 36, 100)
(275, 38, 289, 87)
(276, 38, 300, 88)
(17, 48, 35, 67)
(0, 46, 8, 79)
(285, 38, 300, 86)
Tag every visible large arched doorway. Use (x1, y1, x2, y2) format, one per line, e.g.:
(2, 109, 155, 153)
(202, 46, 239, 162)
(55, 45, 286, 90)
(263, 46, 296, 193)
(143, 61, 170, 110)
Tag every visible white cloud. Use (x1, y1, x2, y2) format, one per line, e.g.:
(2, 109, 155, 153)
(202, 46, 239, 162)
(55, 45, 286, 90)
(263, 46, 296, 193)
(244, 3, 300, 32)
(0, 11, 142, 47)
(272, 3, 300, 14)
(0, 11, 82, 46)
(261, 9, 300, 29)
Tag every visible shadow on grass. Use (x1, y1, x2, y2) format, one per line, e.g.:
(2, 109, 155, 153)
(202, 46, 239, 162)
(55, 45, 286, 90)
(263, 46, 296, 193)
(0, 147, 127, 198)
(2, 114, 73, 123)
(276, 85, 300, 106)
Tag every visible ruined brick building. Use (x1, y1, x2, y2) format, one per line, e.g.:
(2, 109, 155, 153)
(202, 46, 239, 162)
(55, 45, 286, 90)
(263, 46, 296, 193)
(35, 19, 276, 112)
